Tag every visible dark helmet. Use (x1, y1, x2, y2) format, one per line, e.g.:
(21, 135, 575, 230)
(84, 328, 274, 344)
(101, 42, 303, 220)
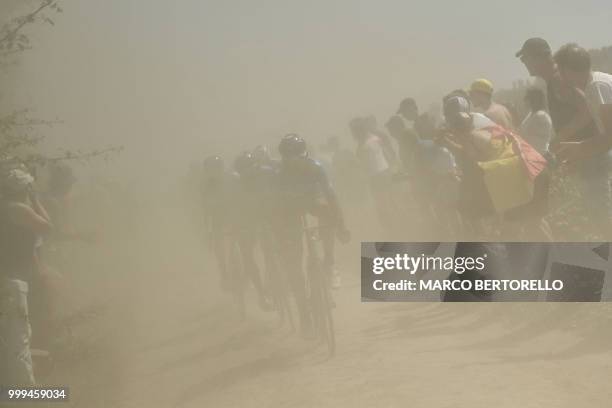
(203, 155, 224, 174)
(234, 151, 257, 175)
(278, 134, 307, 159)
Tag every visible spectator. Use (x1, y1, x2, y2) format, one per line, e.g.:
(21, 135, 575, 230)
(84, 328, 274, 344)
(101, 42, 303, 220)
(42, 164, 82, 241)
(397, 97, 419, 124)
(349, 117, 396, 231)
(385, 114, 418, 172)
(501, 101, 521, 129)
(438, 93, 550, 239)
(469, 79, 514, 129)
(520, 87, 554, 155)
(554, 43, 612, 237)
(445, 89, 497, 129)
(0, 167, 53, 385)
(323, 136, 364, 203)
(554, 43, 612, 148)
(516, 37, 598, 143)
(517, 38, 609, 237)
(365, 115, 398, 169)
(350, 117, 391, 180)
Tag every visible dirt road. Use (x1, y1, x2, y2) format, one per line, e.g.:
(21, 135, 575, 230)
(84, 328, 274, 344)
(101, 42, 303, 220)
(48, 202, 612, 408)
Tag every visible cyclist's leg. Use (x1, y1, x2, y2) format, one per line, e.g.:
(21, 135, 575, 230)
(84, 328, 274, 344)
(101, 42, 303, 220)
(259, 224, 281, 300)
(259, 223, 295, 326)
(276, 220, 311, 334)
(209, 218, 230, 289)
(237, 228, 269, 310)
(320, 227, 335, 273)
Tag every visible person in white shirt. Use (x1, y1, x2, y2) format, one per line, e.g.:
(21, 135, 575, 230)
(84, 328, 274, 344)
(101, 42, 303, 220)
(553, 43, 612, 238)
(350, 117, 390, 178)
(365, 115, 398, 169)
(520, 87, 554, 155)
(586, 71, 612, 128)
(349, 117, 396, 232)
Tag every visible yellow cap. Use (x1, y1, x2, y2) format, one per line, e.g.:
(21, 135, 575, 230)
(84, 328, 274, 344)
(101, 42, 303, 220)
(470, 79, 494, 95)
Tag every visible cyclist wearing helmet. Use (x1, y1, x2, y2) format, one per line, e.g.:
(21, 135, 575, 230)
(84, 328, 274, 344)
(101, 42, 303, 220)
(275, 134, 350, 335)
(201, 155, 240, 289)
(232, 151, 275, 310)
(276, 134, 350, 241)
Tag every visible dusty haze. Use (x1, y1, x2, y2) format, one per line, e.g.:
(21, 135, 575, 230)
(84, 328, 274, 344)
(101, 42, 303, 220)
(3, 1, 612, 407)
(6, 0, 611, 187)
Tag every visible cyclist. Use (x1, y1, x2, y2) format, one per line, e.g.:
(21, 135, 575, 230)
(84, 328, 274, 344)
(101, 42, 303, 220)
(252, 144, 281, 171)
(201, 155, 240, 291)
(232, 151, 275, 311)
(274, 134, 350, 336)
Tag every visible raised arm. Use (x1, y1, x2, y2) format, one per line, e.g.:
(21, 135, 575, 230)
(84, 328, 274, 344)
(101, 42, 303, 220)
(7, 202, 53, 234)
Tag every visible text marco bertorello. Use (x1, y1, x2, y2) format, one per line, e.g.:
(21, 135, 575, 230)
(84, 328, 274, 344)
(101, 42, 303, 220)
(371, 253, 563, 292)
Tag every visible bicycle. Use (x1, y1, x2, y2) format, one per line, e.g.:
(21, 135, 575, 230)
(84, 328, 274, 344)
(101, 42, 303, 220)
(302, 216, 336, 357)
(221, 230, 246, 321)
(258, 224, 295, 330)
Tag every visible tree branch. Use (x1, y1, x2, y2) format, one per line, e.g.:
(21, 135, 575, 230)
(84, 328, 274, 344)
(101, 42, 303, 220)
(0, 0, 56, 49)
(25, 146, 125, 166)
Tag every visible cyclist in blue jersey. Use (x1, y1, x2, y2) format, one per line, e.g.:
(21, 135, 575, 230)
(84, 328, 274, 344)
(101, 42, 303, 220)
(274, 134, 350, 336)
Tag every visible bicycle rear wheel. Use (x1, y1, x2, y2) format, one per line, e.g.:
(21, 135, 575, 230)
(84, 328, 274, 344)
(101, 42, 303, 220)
(306, 246, 336, 356)
(318, 280, 336, 356)
(228, 241, 246, 320)
(260, 227, 295, 330)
